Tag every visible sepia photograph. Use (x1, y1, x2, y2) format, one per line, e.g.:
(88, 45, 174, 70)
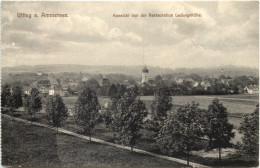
(1, 1, 259, 167)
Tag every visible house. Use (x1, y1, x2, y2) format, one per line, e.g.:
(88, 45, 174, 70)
(68, 108, 74, 116)
(244, 85, 259, 94)
(49, 89, 55, 95)
(82, 77, 89, 82)
(23, 86, 31, 95)
(50, 78, 59, 85)
(201, 81, 211, 90)
(120, 79, 130, 87)
(184, 78, 195, 82)
(192, 81, 199, 87)
(61, 84, 69, 91)
(101, 78, 110, 86)
(49, 85, 67, 96)
(35, 73, 48, 81)
(82, 74, 92, 82)
(31, 80, 51, 87)
(68, 82, 78, 90)
(176, 78, 183, 84)
(221, 79, 232, 86)
(38, 85, 49, 94)
(68, 82, 78, 95)
(31, 81, 38, 88)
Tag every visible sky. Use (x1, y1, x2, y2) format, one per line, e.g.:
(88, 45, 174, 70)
(1, 1, 259, 69)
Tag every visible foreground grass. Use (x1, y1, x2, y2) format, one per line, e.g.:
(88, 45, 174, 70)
(4, 110, 258, 167)
(2, 116, 185, 167)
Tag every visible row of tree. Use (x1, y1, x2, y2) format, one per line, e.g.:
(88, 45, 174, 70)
(2, 83, 258, 166)
(146, 87, 235, 165)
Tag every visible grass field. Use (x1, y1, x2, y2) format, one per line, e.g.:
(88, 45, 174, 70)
(62, 94, 258, 131)
(3, 111, 258, 167)
(13, 94, 257, 160)
(2, 116, 185, 167)
(141, 94, 259, 115)
(63, 94, 259, 115)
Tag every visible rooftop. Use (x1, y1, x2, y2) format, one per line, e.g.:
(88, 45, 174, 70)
(142, 66, 149, 73)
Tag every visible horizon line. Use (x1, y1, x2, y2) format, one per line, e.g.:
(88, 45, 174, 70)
(2, 64, 259, 70)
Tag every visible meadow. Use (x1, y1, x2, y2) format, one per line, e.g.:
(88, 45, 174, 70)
(2, 116, 185, 167)
(61, 94, 259, 143)
(5, 93, 258, 167)
(63, 94, 259, 115)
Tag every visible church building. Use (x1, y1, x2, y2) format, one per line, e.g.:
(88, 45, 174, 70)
(142, 66, 149, 83)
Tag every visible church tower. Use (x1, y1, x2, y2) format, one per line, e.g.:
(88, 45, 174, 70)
(142, 66, 149, 83)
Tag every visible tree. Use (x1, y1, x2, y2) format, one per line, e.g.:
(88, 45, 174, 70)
(107, 84, 118, 98)
(73, 87, 100, 141)
(150, 86, 172, 133)
(78, 78, 100, 93)
(139, 82, 154, 96)
(238, 104, 259, 158)
(24, 88, 42, 121)
(107, 87, 147, 150)
(154, 75, 163, 83)
(45, 94, 68, 132)
(189, 73, 202, 82)
(1, 84, 23, 116)
(206, 98, 234, 162)
(102, 84, 126, 129)
(154, 75, 165, 92)
(97, 85, 109, 96)
(191, 84, 205, 95)
(12, 86, 23, 108)
(116, 84, 126, 98)
(127, 78, 136, 85)
(156, 102, 204, 166)
(7, 94, 16, 116)
(1, 84, 11, 107)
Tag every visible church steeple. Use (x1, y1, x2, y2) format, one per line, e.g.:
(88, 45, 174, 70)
(141, 65, 149, 83)
(142, 66, 149, 73)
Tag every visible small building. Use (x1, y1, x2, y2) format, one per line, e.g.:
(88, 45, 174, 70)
(201, 81, 211, 90)
(244, 85, 259, 94)
(49, 89, 55, 95)
(31, 80, 51, 87)
(68, 82, 78, 89)
(82, 77, 89, 82)
(23, 86, 31, 95)
(221, 79, 232, 86)
(176, 78, 183, 84)
(184, 78, 195, 82)
(192, 81, 199, 87)
(49, 85, 67, 96)
(38, 85, 49, 94)
(101, 78, 110, 86)
(50, 78, 59, 85)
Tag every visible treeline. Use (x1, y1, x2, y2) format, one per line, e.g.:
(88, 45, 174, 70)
(1, 83, 258, 166)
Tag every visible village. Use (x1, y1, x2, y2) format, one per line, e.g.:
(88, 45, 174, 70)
(5, 66, 259, 99)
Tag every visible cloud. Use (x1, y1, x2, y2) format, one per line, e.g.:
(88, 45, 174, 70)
(1, 1, 259, 69)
